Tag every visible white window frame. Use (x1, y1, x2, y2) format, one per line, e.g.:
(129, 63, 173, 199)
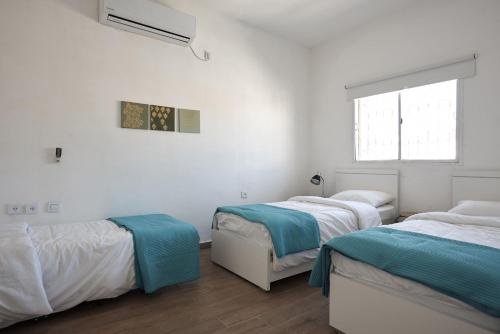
(352, 80, 464, 164)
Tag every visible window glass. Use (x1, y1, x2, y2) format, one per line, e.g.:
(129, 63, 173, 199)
(400, 80, 457, 160)
(354, 80, 458, 161)
(355, 91, 399, 161)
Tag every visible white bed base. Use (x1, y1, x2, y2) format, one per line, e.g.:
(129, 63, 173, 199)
(212, 216, 394, 291)
(329, 273, 494, 334)
(211, 169, 399, 291)
(211, 229, 313, 291)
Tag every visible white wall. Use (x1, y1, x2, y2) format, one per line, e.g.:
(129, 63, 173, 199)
(310, 0, 500, 212)
(0, 0, 311, 241)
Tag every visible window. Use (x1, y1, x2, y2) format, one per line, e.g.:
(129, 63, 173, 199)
(354, 80, 458, 161)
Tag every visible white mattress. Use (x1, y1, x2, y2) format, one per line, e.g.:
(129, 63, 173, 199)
(332, 219, 500, 332)
(215, 199, 394, 272)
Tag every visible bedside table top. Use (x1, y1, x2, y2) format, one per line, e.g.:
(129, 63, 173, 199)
(400, 212, 419, 218)
(394, 212, 420, 223)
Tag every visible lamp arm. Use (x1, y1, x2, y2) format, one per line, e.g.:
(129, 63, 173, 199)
(321, 176, 326, 197)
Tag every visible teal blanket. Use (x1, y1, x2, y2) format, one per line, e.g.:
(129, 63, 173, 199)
(309, 228, 500, 317)
(108, 214, 200, 294)
(216, 204, 319, 258)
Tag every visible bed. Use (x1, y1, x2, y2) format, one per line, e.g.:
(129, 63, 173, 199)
(211, 169, 399, 291)
(324, 171, 500, 334)
(0, 214, 199, 329)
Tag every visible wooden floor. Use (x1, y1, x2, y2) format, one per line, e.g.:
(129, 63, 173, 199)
(6, 249, 340, 334)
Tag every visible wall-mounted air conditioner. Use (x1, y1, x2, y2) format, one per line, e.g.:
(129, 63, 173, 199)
(99, 0, 196, 46)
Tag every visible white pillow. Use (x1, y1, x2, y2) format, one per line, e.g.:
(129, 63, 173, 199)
(448, 200, 500, 217)
(330, 190, 395, 208)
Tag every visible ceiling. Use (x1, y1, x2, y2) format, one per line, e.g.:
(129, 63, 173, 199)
(197, 0, 421, 47)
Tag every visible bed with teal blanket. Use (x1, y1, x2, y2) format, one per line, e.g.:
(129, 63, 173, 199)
(309, 226, 500, 318)
(215, 204, 320, 257)
(108, 214, 200, 294)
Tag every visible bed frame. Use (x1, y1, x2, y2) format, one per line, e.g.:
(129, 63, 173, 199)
(328, 170, 500, 334)
(452, 170, 500, 205)
(211, 169, 399, 291)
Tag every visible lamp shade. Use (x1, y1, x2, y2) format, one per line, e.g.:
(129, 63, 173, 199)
(310, 174, 322, 185)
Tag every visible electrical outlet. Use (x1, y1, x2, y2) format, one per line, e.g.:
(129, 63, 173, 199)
(25, 203, 38, 215)
(47, 202, 61, 213)
(7, 204, 22, 215)
(241, 192, 248, 199)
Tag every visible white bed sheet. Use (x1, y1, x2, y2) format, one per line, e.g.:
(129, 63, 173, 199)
(29, 220, 136, 313)
(215, 198, 391, 272)
(0, 220, 136, 328)
(332, 219, 500, 332)
(0, 223, 52, 328)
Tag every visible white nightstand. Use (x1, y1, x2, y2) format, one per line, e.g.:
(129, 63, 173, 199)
(396, 212, 419, 223)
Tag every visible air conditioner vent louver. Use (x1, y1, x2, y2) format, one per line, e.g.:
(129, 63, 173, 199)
(106, 14, 191, 44)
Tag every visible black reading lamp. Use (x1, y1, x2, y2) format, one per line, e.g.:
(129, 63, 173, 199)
(310, 173, 325, 197)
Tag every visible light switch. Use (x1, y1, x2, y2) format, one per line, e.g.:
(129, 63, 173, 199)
(25, 203, 38, 215)
(7, 204, 22, 215)
(47, 202, 61, 213)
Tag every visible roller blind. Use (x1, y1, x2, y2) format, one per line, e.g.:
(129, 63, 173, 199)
(346, 54, 476, 100)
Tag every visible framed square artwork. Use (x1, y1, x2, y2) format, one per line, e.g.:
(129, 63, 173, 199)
(178, 109, 200, 133)
(121, 101, 148, 129)
(150, 105, 175, 132)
